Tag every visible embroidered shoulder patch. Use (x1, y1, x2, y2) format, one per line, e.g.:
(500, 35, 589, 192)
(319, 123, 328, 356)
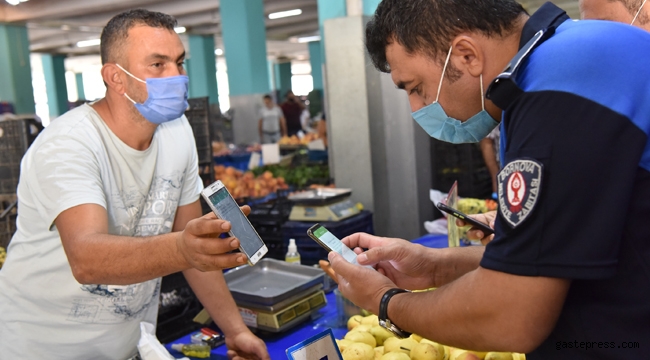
(497, 158, 543, 228)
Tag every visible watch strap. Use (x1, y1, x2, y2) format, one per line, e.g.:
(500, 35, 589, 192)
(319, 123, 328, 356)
(379, 288, 411, 338)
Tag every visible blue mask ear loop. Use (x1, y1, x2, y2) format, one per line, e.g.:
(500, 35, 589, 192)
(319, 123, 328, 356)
(436, 47, 487, 115)
(434, 46, 454, 104)
(115, 64, 146, 104)
(632, 0, 648, 25)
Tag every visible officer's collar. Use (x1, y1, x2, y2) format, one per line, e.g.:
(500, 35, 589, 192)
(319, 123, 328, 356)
(485, 2, 570, 109)
(519, 2, 570, 50)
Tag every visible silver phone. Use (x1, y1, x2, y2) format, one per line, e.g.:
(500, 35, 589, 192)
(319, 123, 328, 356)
(201, 180, 268, 266)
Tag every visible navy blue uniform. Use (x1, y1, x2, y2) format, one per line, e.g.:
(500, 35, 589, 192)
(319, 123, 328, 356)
(482, 3, 650, 359)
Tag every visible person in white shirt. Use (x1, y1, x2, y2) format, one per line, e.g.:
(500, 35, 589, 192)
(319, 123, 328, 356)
(0, 9, 269, 360)
(258, 95, 287, 144)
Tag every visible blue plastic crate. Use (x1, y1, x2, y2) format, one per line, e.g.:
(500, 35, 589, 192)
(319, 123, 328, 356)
(281, 211, 374, 265)
(308, 150, 328, 163)
(214, 153, 253, 172)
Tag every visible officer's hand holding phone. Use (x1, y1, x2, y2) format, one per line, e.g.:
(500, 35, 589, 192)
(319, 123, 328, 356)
(341, 233, 443, 290)
(177, 207, 252, 272)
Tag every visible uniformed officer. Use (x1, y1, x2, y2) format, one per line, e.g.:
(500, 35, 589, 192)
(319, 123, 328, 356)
(329, 1, 650, 359)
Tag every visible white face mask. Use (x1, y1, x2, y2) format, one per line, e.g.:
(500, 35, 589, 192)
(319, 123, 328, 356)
(631, 0, 647, 25)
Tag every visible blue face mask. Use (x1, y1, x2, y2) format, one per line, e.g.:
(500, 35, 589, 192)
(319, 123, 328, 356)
(116, 64, 189, 125)
(412, 47, 498, 144)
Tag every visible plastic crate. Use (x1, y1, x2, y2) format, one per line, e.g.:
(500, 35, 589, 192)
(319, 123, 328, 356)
(248, 197, 294, 260)
(185, 98, 212, 165)
(281, 211, 374, 266)
(156, 272, 203, 343)
(430, 139, 492, 199)
(0, 196, 17, 249)
(0, 118, 43, 194)
(307, 150, 328, 163)
(214, 152, 252, 172)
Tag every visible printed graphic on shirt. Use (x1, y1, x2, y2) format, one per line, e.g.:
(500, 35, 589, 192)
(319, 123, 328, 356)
(68, 279, 160, 324)
(498, 159, 543, 228)
(112, 171, 185, 237)
(66, 171, 184, 324)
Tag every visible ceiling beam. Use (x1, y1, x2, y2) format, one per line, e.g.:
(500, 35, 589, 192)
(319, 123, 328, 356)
(0, 0, 173, 23)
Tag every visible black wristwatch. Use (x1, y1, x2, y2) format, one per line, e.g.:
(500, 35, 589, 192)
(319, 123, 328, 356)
(378, 288, 412, 338)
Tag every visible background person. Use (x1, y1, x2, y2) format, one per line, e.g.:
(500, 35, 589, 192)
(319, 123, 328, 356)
(280, 90, 305, 136)
(258, 94, 287, 144)
(0, 9, 269, 360)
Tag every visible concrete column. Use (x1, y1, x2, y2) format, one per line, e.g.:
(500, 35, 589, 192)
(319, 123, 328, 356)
(308, 41, 323, 91)
(0, 24, 35, 115)
(42, 54, 69, 117)
(267, 59, 275, 94)
(274, 61, 292, 99)
(317, 0, 347, 65)
(363, 0, 382, 15)
(324, 16, 432, 239)
(75, 73, 85, 101)
(187, 34, 219, 106)
(221, 0, 270, 144)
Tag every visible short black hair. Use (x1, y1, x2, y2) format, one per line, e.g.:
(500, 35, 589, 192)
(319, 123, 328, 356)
(365, 0, 527, 73)
(100, 9, 177, 65)
(263, 95, 272, 100)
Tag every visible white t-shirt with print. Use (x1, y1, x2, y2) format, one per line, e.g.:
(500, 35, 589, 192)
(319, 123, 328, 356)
(0, 104, 203, 359)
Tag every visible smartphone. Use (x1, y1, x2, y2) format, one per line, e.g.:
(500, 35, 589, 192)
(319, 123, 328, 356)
(436, 202, 494, 236)
(307, 224, 362, 265)
(201, 180, 268, 266)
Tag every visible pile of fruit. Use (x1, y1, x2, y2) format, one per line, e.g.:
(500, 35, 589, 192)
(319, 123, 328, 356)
(214, 166, 288, 199)
(212, 142, 262, 157)
(0, 247, 6, 269)
(338, 314, 526, 360)
(278, 133, 320, 146)
(457, 198, 497, 214)
(252, 164, 330, 188)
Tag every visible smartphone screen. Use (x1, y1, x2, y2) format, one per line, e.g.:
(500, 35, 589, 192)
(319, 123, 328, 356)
(310, 225, 361, 265)
(206, 186, 266, 260)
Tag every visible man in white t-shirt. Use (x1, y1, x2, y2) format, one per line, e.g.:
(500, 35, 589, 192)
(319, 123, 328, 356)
(258, 94, 287, 144)
(0, 10, 269, 360)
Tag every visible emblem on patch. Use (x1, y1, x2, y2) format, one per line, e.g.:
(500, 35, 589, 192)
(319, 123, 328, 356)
(497, 158, 543, 228)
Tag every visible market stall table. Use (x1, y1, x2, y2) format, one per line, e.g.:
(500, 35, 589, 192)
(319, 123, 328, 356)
(165, 290, 347, 359)
(164, 234, 449, 359)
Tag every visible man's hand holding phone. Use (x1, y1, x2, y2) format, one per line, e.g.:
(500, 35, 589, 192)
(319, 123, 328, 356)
(455, 211, 497, 245)
(177, 207, 251, 272)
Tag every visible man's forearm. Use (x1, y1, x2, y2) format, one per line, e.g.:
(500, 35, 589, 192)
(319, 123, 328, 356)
(432, 246, 484, 287)
(184, 268, 250, 337)
(66, 232, 189, 285)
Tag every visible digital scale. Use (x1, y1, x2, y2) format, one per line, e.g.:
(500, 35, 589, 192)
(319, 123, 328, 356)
(288, 188, 361, 222)
(195, 259, 329, 333)
(236, 285, 327, 333)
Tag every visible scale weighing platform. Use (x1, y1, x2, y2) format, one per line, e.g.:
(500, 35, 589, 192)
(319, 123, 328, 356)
(288, 188, 361, 222)
(214, 259, 328, 333)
